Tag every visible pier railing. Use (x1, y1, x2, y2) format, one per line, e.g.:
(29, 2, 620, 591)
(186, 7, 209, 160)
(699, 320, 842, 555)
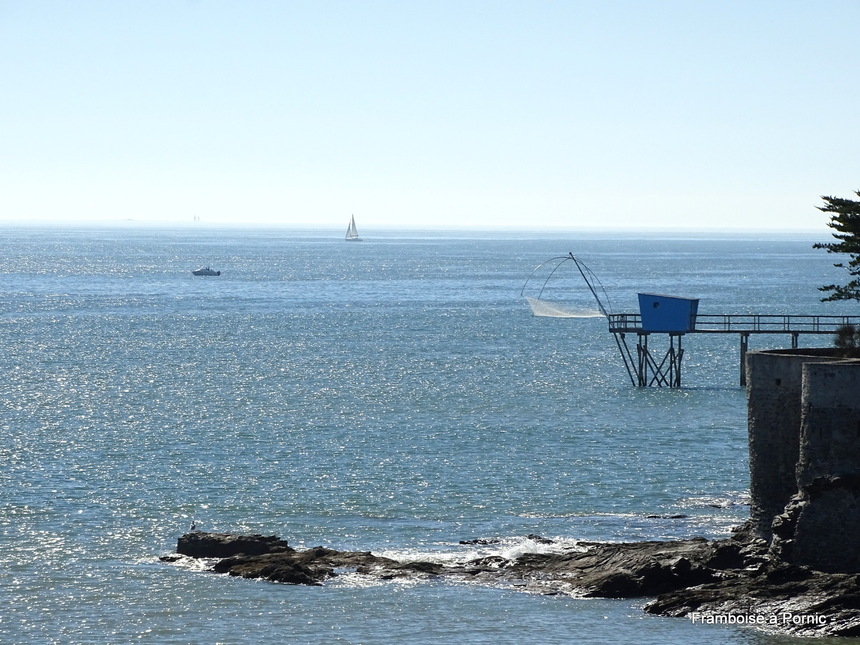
(605, 313, 860, 387)
(607, 313, 860, 335)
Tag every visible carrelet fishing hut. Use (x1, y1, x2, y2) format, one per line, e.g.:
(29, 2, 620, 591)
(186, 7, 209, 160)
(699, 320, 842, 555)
(610, 293, 700, 388)
(637, 294, 699, 334)
(524, 252, 860, 388)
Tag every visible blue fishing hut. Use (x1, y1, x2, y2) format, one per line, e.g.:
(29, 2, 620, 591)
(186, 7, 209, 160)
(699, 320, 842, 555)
(606, 293, 700, 387)
(637, 294, 699, 333)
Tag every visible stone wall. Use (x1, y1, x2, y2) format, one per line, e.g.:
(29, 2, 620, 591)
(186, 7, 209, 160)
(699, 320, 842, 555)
(773, 361, 860, 573)
(797, 361, 860, 487)
(745, 349, 844, 539)
(746, 350, 860, 573)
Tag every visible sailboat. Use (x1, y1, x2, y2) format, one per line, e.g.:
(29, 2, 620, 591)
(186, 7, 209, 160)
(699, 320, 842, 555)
(345, 214, 361, 241)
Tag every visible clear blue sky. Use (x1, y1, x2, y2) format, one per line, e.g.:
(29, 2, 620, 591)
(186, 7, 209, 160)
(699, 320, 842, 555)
(2, 0, 858, 231)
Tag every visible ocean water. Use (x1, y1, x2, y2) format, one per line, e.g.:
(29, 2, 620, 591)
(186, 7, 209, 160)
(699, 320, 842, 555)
(1, 226, 855, 644)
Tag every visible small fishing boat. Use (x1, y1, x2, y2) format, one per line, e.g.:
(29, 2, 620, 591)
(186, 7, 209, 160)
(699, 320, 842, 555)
(345, 214, 361, 241)
(192, 267, 221, 276)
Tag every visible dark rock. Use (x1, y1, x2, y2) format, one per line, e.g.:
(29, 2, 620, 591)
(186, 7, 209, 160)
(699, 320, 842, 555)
(704, 540, 746, 570)
(769, 475, 860, 574)
(526, 534, 554, 544)
(214, 553, 327, 585)
(459, 538, 501, 545)
(374, 560, 447, 580)
(175, 532, 399, 585)
(391, 561, 445, 575)
(451, 538, 721, 599)
(177, 532, 292, 558)
(463, 555, 508, 574)
(645, 563, 860, 637)
(551, 541, 716, 598)
(646, 514, 689, 519)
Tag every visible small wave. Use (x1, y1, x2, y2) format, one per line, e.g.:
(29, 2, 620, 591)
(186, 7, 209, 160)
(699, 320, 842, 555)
(332, 572, 422, 589)
(376, 534, 586, 568)
(159, 554, 220, 572)
(678, 492, 751, 509)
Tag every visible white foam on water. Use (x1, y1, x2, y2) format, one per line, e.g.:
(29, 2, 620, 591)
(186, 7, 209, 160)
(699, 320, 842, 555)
(375, 534, 587, 568)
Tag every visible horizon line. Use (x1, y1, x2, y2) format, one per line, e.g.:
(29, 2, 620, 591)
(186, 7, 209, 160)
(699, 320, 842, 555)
(0, 219, 829, 236)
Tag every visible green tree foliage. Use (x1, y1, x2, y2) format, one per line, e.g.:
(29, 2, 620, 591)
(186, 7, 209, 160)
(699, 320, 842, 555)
(834, 323, 860, 357)
(813, 191, 860, 301)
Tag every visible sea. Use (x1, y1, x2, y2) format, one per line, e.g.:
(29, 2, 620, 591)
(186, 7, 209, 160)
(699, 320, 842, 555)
(2, 225, 857, 645)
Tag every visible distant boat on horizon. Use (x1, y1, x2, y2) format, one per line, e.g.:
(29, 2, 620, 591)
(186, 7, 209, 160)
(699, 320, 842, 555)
(345, 214, 361, 241)
(192, 267, 220, 276)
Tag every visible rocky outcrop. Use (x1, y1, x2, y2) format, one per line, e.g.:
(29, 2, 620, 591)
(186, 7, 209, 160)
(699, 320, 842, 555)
(769, 474, 860, 573)
(164, 528, 860, 637)
(212, 546, 402, 586)
(172, 532, 400, 585)
(473, 538, 723, 598)
(177, 532, 293, 558)
(644, 562, 860, 637)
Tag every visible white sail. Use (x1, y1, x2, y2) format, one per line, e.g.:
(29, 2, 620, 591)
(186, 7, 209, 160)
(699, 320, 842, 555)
(345, 215, 361, 241)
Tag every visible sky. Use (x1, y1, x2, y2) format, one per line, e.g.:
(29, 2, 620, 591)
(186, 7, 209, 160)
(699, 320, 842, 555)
(1, 0, 859, 231)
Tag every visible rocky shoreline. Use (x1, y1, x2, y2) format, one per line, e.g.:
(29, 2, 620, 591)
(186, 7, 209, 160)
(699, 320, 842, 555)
(162, 527, 860, 638)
